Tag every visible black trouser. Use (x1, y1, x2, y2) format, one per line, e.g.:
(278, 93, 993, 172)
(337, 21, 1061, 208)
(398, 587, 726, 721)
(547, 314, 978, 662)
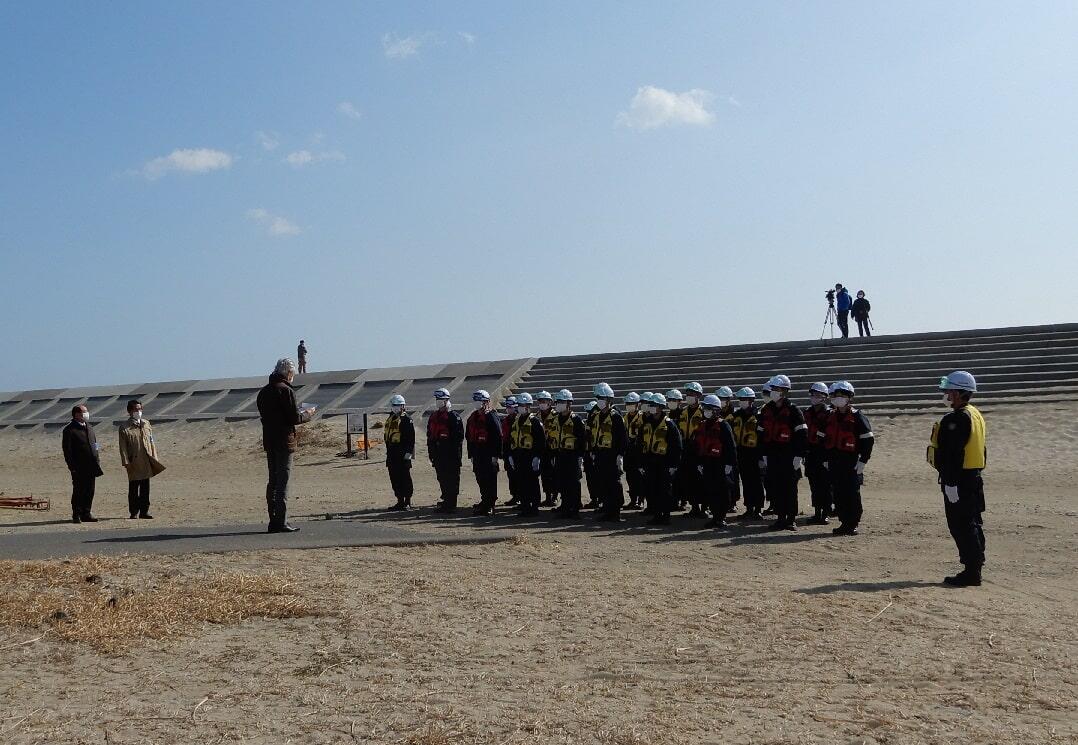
(70, 470, 96, 518)
(504, 458, 519, 500)
(583, 456, 599, 505)
(645, 462, 673, 518)
(472, 457, 499, 509)
(127, 479, 150, 516)
(805, 453, 832, 512)
(700, 460, 730, 518)
(830, 457, 862, 527)
(944, 474, 986, 568)
(838, 310, 850, 338)
(594, 451, 624, 516)
(856, 317, 871, 337)
(736, 449, 764, 510)
(540, 454, 558, 501)
(265, 447, 293, 525)
(387, 458, 413, 505)
(555, 452, 583, 514)
(764, 454, 799, 523)
(678, 454, 700, 510)
(624, 453, 644, 503)
(727, 463, 740, 506)
(512, 451, 541, 511)
(433, 460, 461, 507)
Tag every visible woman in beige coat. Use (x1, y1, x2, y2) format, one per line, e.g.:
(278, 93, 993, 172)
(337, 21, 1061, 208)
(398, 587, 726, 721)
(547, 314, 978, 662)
(118, 399, 163, 518)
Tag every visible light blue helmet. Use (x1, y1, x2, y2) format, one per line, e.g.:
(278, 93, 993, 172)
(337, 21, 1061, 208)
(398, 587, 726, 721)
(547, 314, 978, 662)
(683, 382, 704, 395)
(701, 394, 722, 408)
(593, 382, 615, 398)
(767, 375, 791, 391)
(585, 400, 598, 411)
(665, 389, 684, 401)
(553, 389, 574, 402)
(389, 394, 406, 406)
(516, 392, 534, 405)
(641, 391, 654, 402)
(535, 390, 553, 401)
(623, 392, 641, 404)
(735, 387, 756, 399)
(472, 389, 491, 402)
(829, 380, 855, 396)
(433, 388, 452, 400)
(940, 371, 977, 392)
(652, 393, 668, 407)
(715, 386, 734, 399)
(809, 382, 829, 395)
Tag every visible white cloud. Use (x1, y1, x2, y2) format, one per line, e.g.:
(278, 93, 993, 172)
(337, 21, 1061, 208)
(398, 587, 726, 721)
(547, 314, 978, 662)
(616, 86, 716, 130)
(459, 31, 476, 45)
(383, 32, 430, 59)
(283, 149, 345, 168)
(141, 148, 233, 179)
(255, 130, 280, 150)
(337, 101, 363, 121)
(246, 208, 301, 237)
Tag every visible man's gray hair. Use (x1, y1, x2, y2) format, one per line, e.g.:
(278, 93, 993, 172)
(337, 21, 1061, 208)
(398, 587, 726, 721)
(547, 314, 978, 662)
(274, 358, 296, 376)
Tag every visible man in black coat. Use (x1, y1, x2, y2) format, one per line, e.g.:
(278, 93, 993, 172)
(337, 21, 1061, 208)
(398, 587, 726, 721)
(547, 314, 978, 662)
(428, 388, 466, 512)
(466, 390, 503, 515)
(256, 358, 315, 533)
(62, 403, 103, 523)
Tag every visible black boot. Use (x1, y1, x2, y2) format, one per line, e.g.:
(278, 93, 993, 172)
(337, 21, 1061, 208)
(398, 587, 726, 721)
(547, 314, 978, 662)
(944, 566, 982, 587)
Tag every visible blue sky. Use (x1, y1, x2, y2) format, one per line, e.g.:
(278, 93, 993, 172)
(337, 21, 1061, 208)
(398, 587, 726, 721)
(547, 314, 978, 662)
(3, 2, 1077, 391)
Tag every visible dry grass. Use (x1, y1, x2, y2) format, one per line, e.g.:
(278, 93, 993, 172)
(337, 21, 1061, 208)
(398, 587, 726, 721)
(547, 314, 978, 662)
(0, 555, 322, 654)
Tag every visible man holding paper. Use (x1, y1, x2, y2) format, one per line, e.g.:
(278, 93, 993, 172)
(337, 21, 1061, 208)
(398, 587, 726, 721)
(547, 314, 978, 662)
(256, 357, 315, 533)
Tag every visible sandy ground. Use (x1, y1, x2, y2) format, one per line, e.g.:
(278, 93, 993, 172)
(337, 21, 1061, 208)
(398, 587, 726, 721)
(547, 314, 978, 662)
(0, 403, 1076, 743)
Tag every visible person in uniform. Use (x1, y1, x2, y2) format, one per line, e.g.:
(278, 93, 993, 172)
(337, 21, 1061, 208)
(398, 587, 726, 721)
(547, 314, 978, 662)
(466, 389, 503, 515)
(551, 389, 587, 519)
(821, 381, 874, 536)
(535, 391, 560, 508)
(664, 388, 687, 510)
(714, 386, 740, 512)
(501, 396, 520, 506)
(384, 394, 415, 510)
(61, 403, 103, 523)
(622, 392, 645, 510)
(427, 388, 465, 512)
(757, 375, 808, 531)
(693, 395, 737, 529)
(640, 393, 682, 525)
(508, 392, 546, 516)
(929, 371, 987, 587)
(731, 387, 764, 519)
(118, 399, 163, 519)
(582, 400, 601, 509)
(590, 382, 628, 522)
(674, 382, 705, 518)
(803, 382, 833, 525)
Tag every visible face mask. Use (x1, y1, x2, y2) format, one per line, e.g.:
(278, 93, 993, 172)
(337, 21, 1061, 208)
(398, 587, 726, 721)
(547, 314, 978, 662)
(556, 402, 569, 413)
(538, 403, 550, 412)
(507, 407, 517, 415)
(474, 401, 486, 410)
(519, 407, 530, 416)
(686, 395, 698, 405)
(739, 400, 751, 410)
(596, 400, 607, 410)
(392, 405, 404, 414)
(769, 391, 784, 403)
(642, 405, 653, 415)
(437, 400, 448, 409)
(81, 411, 91, 422)
(668, 401, 680, 411)
(626, 404, 638, 413)
(703, 409, 715, 419)
(132, 410, 142, 420)
(831, 396, 850, 409)
(810, 395, 826, 406)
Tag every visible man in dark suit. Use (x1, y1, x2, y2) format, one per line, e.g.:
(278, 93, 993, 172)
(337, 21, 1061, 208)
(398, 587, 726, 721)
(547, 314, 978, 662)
(256, 358, 315, 532)
(62, 403, 103, 523)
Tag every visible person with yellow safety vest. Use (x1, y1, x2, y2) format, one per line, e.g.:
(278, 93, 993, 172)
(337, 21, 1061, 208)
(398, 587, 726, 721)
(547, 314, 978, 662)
(590, 382, 628, 522)
(692, 395, 737, 529)
(466, 390, 503, 516)
(803, 382, 834, 525)
(714, 386, 740, 511)
(583, 400, 601, 509)
(623, 392, 646, 510)
(931, 371, 988, 587)
(550, 389, 588, 519)
(820, 381, 874, 536)
(674, 382, 706, 518)
(507, 392, 546, 516)
(757, 375, 808, 531)
(501, 396, 521, 506)
(534, 391, 561, 508)
(639, 393, 683, 526)
(731, 387, 765, 519)
(384, 394, 415, 511)
(665, 388, 687, 511)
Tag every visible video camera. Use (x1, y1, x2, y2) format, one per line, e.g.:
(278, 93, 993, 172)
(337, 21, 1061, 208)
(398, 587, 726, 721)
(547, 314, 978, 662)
(825, 288, 836, 307)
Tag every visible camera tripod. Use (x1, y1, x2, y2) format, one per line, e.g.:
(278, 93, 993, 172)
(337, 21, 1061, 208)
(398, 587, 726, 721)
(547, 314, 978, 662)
(820, 303, 836, 340)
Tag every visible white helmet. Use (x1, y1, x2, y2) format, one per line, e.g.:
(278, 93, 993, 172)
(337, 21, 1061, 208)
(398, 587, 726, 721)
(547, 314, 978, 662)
(809, 382, 829, 395)
(433, 388, 451, 400)
(553, 389, 574, 402)
(665, 389, 684, 401)
(472, 389, 491, 402)
(829, 380, 855, 396)
(516, 392, 534, 405)
(623, 392, 641, 404)
(683, 382, 704, 395)
(940, 371, 977, 392)
(535, 390, 553, 401)
(701, 394, 722, 408)
(735, 387, 755, 399)
(767, 375, 791, 391)
(389, 394, 406, 406)
(652, 393, 668, 408)
(593, 382, 615, 398)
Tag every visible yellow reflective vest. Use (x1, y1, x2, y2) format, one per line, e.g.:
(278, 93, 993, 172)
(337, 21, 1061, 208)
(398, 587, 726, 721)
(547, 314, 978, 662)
(510, 413, 537, 450)
(927, 404, 986, 470)
(385, 414, 403, 444)
(641, 417, 672, 456)
(675, 405, 703, 441)
(730, 410, 759, 448)
(543, 409, 561, 450)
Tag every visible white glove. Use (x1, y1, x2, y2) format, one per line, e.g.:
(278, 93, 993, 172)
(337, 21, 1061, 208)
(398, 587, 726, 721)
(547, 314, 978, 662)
(758, 457, 767, 470)
(404, 453, 412, 461)
(822, 461, 829, 471)
(792, 456, 803, 471)
(491, 457, 499, 467)
(668, 467, 677, 476)
(508, 456, 515, 469)
(638, 467, 646, 475)
(531, 457, 541, 472)
(697, 464, 704, 475)
(855, 460, 865, 476)
(616, 455, 624, 472)
(578, 456, 584, 468)
(944, 484, 959, 504)
(725, 465, 733, 476)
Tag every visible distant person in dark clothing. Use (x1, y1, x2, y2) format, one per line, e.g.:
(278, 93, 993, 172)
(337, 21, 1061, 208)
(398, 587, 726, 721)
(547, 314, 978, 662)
(62, 404, 103, 523)
(297, 340, 308, 374)
(466, 389, 503, 515)
(384, 394, 416, 511)
(852, 290, 872, 337)
(835, 284, 852, 338)
(256, 358, 315, 533)
(428, 388, 465, 512)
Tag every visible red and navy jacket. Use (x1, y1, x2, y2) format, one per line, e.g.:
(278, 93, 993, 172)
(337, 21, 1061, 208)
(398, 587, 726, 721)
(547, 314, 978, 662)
(757, 399, 808, 459)
(819, 408, 874, 464)
(466, 409, 503, 460)
(691, 416, 737, 469)
(427, 408, 464, 463)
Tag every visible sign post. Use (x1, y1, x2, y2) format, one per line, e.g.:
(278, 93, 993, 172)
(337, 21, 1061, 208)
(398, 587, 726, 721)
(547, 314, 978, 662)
(346, 413, 369, 459)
